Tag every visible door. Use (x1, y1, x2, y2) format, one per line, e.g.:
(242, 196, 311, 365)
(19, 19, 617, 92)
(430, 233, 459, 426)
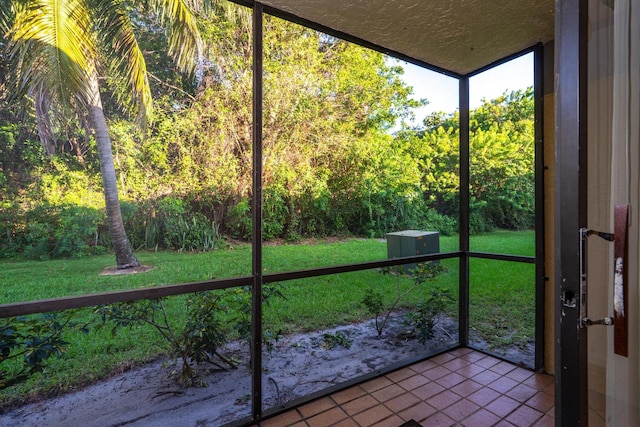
(555, 0, 639, 425)
(585, 0, 639, 425)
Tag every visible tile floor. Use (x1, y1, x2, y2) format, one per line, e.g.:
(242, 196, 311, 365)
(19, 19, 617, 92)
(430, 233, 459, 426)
(257, 348, 554, 427)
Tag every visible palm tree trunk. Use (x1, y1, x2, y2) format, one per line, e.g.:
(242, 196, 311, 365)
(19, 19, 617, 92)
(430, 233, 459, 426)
(87, 73, 140, 269)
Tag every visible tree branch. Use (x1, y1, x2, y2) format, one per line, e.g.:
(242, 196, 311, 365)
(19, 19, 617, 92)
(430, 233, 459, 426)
(147, 72, 196, 101)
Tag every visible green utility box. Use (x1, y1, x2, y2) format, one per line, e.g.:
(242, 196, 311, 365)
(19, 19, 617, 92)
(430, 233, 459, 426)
(386, 230, 440, 272)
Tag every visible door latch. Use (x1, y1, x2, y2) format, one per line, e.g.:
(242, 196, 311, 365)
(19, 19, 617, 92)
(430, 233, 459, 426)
(584, 316, 614, 327)
(584, 229, 614, 242)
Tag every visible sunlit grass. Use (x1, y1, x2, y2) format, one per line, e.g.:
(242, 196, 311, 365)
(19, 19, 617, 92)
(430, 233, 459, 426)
(0, 247, 253, 303)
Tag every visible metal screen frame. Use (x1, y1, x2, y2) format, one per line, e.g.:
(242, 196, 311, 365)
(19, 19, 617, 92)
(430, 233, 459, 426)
(0, 2, 548, 425)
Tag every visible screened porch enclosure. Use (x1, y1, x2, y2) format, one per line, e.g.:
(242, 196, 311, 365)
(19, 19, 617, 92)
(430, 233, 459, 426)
(0, 1, 552, 426)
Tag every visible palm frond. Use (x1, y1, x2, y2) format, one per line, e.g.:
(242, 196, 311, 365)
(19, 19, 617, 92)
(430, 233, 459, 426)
(220, 0, 251, 33)
(9, 0, 97, 109)
(150, 0, 203, 76)
(0, 3, 13, 90)
(92, 0, 152, 124)
(0, 2, 13, 36)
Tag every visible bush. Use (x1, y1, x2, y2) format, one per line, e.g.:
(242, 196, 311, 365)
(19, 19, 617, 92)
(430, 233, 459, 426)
(362, 262, 446, 339)
(1, 195, 223, 259)
(0, 312, 89, 389)
(171, 213, 219, 252)
(0, 202, 19, 256)
(361, 192, 426, 238)
(405, 287, 454, 343)
(483, 175, 535, 230)
(225, 198, 251, 240)
(54, 206, 106, 257)
(419, 209, 457, 236)
(296, 191, 331, 237)
(97, 294, 235, 387)
(98, 286, 283, 386)
(262, 187, 289, 240)
(119, 201, 144, 249)
(14, 204, 106, 259)
(118, 197, 220, 252)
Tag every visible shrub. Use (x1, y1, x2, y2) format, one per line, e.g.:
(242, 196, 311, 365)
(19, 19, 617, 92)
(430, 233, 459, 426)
(225, 198, 251, 240)
(53, 206, 106, 257)
(361, 192, 426, 238)
(419, 209, 457, 236)
(97, 294, 235, 387)
(362, 262, 446, 339)
(119, 201, 144, 249)
(405, 287, 453, 343)
(262, 187, 289, 240)
(98, 286, 283, 386)
(15, 204, 106, 259)
(0, 312, 89, 389)
(120, 197, 220, 252)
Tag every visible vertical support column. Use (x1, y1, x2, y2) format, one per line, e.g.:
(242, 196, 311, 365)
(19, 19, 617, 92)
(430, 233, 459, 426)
(533, 43, 546, 372)
(459, 76, 470, 347)
(251, 2, 264, 422)
(554, 0, 588, 424)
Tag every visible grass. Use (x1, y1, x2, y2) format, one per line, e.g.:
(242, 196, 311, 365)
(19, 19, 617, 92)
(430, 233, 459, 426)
(0, 247, 254, 303)
(0, 231, 535, 407)
(264, 260, 461, 333)
(467, 230, 536, 350)
(469, 229, 535, 256)
(469, 258, 536, 350)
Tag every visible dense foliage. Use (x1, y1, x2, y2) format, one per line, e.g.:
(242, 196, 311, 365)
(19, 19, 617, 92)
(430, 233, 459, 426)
(397, 87, 535, 233)
(0, 3, 535, 259)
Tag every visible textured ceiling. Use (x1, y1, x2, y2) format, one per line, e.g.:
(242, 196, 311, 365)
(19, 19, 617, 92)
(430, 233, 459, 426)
(260, 0, 555, 76)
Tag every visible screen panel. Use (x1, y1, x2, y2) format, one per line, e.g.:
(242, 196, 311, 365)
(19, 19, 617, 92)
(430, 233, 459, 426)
(468, 258, 535, 368)
(261, 261, 459, 411)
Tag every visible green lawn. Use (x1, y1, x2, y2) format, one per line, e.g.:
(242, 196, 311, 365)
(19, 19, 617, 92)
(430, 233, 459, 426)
(0, 230, 536, 407)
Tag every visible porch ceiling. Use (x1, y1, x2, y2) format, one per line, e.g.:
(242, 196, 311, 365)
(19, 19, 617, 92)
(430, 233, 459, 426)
(260, 0, 555, 76)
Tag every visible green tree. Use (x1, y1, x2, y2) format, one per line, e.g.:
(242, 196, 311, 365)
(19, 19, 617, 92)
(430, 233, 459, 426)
(107, 13, 424, 239)
(395, 87, 535, 231)
(469, 88, 534, 229)
(1, 0, 203, 268)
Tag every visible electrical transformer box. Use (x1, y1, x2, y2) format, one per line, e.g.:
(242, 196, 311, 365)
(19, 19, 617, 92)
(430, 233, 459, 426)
(386, 230, 440, 272)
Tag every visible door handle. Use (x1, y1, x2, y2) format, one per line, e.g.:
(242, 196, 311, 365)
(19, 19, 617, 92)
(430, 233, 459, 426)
(578, 204, 629, 356)
(584, 316, 613, 326)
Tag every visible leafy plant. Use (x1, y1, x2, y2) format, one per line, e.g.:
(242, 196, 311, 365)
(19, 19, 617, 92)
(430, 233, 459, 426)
(0, 312, 89, 389)
(97, 284, 285, 386)
(128, 198, 221, 252)
(320, 332, 352, 350)
(54, 206, 106, 257)
(97, 294, 236, 387)
(362, 262, 446, 338)
(226, 199, 252, 240)
(225, 285, 284, 355)
(404, 287, 453, 343)
(361, 289, 385, 337)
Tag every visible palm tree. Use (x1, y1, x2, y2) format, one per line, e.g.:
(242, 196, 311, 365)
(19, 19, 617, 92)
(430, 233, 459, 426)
(1, 0, 203, 269)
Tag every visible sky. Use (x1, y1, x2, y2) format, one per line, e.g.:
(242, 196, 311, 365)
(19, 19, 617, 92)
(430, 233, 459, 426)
(391, 52, 534, 126)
